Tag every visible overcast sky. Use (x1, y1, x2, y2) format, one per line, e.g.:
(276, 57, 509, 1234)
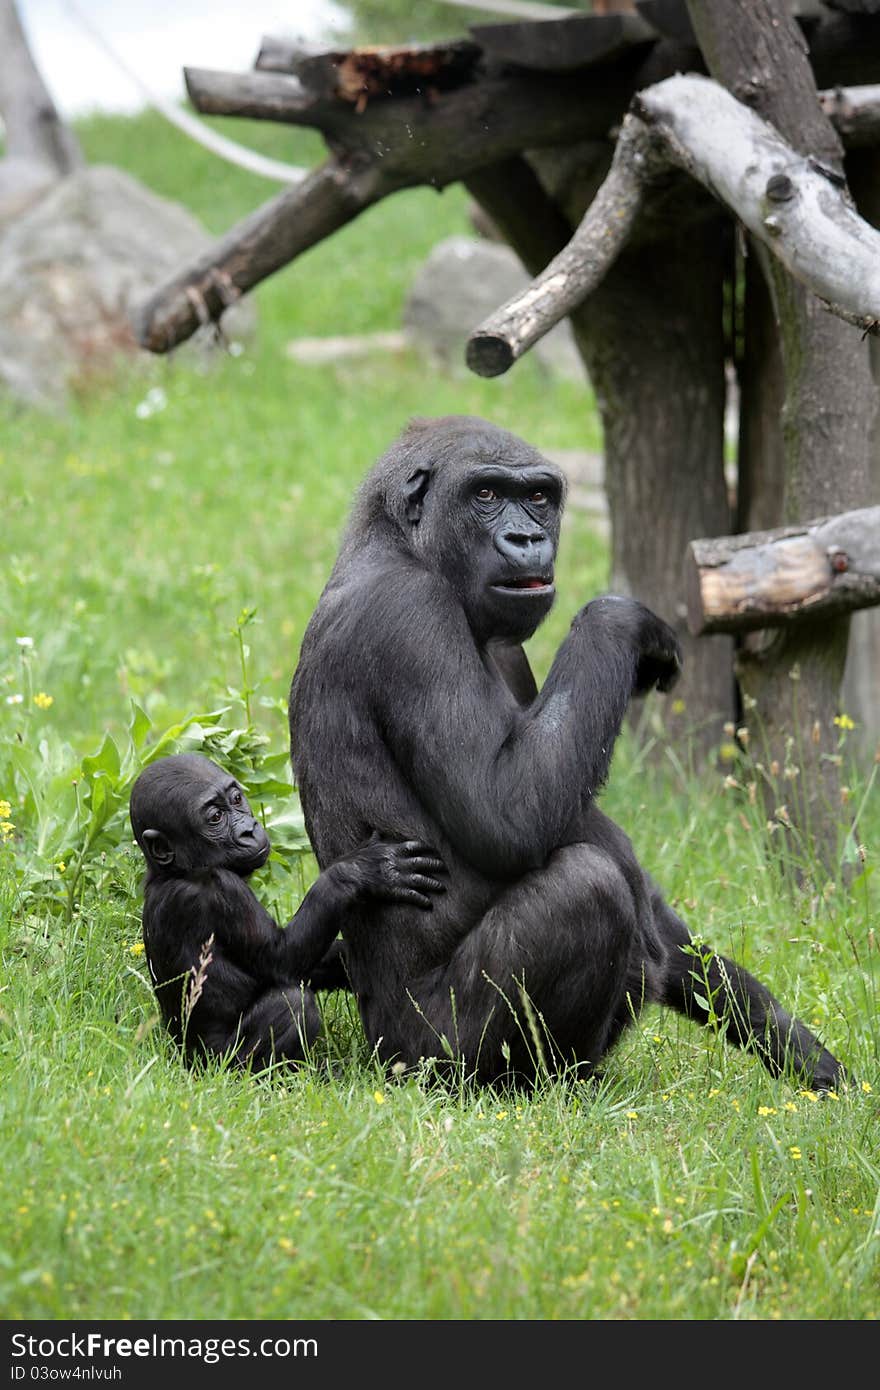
(17, 0, 348, 116)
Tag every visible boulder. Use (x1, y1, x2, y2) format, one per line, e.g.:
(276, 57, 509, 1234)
(0, 164, 255, 408)
(403, 234, 584, 382)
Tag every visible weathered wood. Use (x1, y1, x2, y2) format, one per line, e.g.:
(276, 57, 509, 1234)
(133, 160, 391, 353)
(467, 72, 880, 377)
(292, 41, 482, 104)
(466, 117, 650, 376)
(143, 61, 644, 353)
(184, 69, 320, 125)
(688, 0, 875, 872)
(254, 37, 309, 73)
(0, 0, 82, 175)
(818, 84, 880, 146)
(463, 157, 572, 276)
(184, 63, 631, 166)
(686, 507, 880, 635)
(635, 0, 695, 42)
(469, 13, 657, 71)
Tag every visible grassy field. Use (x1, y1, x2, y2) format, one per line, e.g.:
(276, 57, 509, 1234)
(0, 110, 877, 1323)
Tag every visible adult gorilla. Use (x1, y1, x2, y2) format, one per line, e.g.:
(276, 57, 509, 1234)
(289, 416, 845, 1090)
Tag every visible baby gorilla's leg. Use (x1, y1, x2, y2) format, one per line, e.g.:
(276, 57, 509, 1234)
(231, 986, 324, 1070)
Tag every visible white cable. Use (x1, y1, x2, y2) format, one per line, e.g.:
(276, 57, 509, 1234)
(432, 0, 577, 20)
(61, 0, 306, 186)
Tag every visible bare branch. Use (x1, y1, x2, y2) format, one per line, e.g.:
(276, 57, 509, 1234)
(818, 82, 880, 145)
(184, 68, 321, 126)
(467, 73, 880, 377)
(638, 74, 880, 329)
(133, 160, 393, 352)
(466, 117, 651, 376)
(686, 505, 880, 636)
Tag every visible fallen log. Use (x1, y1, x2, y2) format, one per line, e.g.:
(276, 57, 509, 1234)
(685, 506, 880, 635)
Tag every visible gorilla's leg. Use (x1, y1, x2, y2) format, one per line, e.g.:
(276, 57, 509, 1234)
(650, 890, 847, 1091)
(390, 844, 652, 1083)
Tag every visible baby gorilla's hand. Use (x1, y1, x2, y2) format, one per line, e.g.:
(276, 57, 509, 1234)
(357, 836, 448, 910)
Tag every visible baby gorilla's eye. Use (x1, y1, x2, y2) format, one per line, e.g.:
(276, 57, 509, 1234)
(528, 490, 548, 504)
(231, 790, 243, 806)
(206, 806, 224, 824)
(475, 487, 497, 501)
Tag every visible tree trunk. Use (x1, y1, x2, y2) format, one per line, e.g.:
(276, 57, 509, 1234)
(571, 212, 735, 747)
(736, 245, 785, 535)
(0, 0, 82, 171)
(840, 145, 880, 762)
(0, 0, 82, 217)
(688, 0, 876, 873)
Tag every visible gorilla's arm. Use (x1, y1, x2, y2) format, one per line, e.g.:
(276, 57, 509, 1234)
(357, 570, 680, 877)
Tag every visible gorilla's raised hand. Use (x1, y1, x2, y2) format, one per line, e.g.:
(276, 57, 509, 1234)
(582, 594, 683, 696)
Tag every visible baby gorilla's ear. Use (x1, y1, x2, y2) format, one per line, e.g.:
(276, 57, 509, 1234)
(140, 828, 175, 868)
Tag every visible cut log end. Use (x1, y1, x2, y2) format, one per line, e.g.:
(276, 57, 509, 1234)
(685, 506, 880, 636)
(465, 332, 516, 377)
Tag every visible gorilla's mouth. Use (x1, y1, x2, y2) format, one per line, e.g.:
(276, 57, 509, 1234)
(493, 576, 554, 594)
(240, 839, 271, 872)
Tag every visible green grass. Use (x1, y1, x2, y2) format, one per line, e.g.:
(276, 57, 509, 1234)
(0, 110, 877, 1323)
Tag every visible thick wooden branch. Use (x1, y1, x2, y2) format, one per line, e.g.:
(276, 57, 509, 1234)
(133, 160, 392, 352)
(184, 63, 632, 174)
(819, 83, 880, 145)
(469, 12, 657, 71)
(467, 73, 880, 377)
(139, 62, 639, 354)
(685, 506, 880, 635)
(184, 69, 321, 125)
(638, 73, 880, 327)
(466, 118, 651, 376)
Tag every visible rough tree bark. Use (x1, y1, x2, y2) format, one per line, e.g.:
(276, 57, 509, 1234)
(841, 144, 880, 762)
(686, 505, 880, 635)
(687, 0, 876, 871)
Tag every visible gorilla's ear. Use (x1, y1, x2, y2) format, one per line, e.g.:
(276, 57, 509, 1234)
(140, 828, 175, 868)
(403, 466, 432, 524)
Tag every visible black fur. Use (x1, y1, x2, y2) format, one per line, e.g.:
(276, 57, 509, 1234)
(289, 416, 847, 1090)
(129, 753, 445, 1069)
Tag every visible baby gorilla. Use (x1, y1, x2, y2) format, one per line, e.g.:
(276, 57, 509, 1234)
(129, 753, 445, 1070)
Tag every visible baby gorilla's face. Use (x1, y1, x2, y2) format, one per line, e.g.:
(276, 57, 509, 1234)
(189, 769, 270, 875)
(131, 753, 270, 876)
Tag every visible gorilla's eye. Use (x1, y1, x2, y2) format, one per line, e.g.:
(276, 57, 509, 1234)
(206, 806, 224, 825)
(230, 790, 243, 807)
(528, 490, 548, 505)
(475, 487, 497, 501)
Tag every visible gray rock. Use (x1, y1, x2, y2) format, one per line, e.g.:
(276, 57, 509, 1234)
(403, 235, 584, 382)
(0, 165, 255, 408)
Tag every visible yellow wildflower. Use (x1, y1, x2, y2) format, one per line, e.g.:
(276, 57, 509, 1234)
(0, 799, 11, 819)
(33, 692, 54, 710)
(833, 713, 856, 731)
(373, 1090, 386, 1104)
(129, 941, 145, 957)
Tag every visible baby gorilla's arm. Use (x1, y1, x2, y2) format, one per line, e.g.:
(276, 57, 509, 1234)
(280, 836, 447, 981)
